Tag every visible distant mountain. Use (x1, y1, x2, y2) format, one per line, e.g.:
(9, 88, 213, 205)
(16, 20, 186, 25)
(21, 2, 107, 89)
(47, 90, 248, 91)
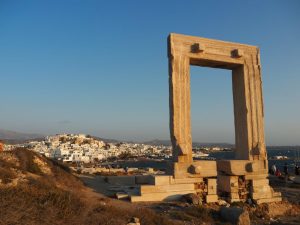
(143, 139, 300, 149)
(267, 146, 300, 151)
(91, 136, 120, 144)
(0, 129, 44, 142)
(143, 139, 171, 146)
(143, 139, 234, 148)
(193, 142, 234, 148)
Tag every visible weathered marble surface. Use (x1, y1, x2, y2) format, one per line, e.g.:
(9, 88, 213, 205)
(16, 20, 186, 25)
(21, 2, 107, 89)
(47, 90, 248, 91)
(167, 33, 280, 203)
(168, 33, 266, 163)
(119, 33, 281, 203)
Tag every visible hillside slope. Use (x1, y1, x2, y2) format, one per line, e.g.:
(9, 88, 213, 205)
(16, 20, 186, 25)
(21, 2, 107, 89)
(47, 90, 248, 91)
(0, 148, 177, 225)
(0, 129, 43, 140)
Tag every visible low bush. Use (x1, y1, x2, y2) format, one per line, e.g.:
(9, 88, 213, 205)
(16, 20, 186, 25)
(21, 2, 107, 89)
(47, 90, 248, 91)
(0, 148, 180, 225)
(14, 148, 42, 174)
(85, 203, 176, 225)
(0, 167, 16, 184)
(171, 206, 214, 224)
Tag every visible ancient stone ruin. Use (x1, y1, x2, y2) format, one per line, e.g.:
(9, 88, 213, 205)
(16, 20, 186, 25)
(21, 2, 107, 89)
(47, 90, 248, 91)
(112, 33, 281, 204)
(166, 33, 281, 204)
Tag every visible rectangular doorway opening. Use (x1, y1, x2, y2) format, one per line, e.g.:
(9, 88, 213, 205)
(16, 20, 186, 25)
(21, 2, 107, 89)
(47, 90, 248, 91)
(190, 66, 235, 157)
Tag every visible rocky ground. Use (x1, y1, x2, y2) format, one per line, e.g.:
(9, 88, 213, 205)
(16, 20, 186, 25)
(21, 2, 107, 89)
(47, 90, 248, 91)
(1, 148, 299, 225)
(79, 174, 300, 225)
(0, 148, 175, 225)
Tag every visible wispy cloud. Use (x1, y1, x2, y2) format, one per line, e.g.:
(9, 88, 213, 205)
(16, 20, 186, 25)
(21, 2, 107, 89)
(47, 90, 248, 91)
(58, 120, 72, 124)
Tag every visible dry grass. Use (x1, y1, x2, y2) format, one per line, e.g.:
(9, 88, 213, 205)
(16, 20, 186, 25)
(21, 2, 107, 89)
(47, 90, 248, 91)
(170, 205, 216, 224)
(84, 203, 176, 225)
(0, 148, 85, 225)
(0, 148, 178, 225)
(0, 167, 16, 184)
(0, 179, 83, 225)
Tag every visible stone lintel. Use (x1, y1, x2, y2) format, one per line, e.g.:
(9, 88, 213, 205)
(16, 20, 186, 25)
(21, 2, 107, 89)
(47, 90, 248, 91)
(173, 160, 217, 178)
(217, 160, 268, 176)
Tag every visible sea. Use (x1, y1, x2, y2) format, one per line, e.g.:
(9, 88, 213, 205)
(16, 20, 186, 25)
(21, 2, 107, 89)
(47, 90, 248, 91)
(115, 148, 300, 173)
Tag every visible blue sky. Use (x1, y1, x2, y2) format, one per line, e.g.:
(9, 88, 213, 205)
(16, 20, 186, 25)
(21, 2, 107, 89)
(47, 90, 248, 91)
(0, 0, 299, 145)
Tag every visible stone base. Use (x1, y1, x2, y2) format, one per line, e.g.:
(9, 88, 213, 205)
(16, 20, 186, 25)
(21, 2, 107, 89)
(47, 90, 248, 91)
(217, 160, 268, 176)
(131, 190, 197, 202)
(173, 160, 217, 178)
(130, 175, 218, 203)
(106, 159, 281, 204)
(127, 161, 218, 203)
(254, 197, 282, 204)
(217, 160, 282, 204)
(206, 194, 218, 203)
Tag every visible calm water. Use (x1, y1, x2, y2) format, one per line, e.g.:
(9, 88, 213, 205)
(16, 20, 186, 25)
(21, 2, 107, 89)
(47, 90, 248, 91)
(210, 149, 300, 172)
(116, 149, 300, 172)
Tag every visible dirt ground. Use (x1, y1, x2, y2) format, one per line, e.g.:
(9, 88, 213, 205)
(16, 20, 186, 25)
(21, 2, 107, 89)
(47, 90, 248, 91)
(1, 149, 299, 225)
(79, 174, 300, 225)
(0, 149, 177, 225)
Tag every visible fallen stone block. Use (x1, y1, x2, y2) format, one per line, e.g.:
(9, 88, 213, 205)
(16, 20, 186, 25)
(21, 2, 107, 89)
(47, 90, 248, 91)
(250, 185, 271, 194)
(244, 174, 268, 180)
(173, 160, 217, 178)
(220, 206, 250, 225)
(131, 190, 196, 202)
(251, 179, 269, 187)
(251, 191, 273, 199)
(229, 198, 241, 203)
(140, 183, 194, 194)
(230, 192, 240, 199)
(217, 160, 267, 176)
(207, 187, 217, 195)
(109, 168, 125, 173)
(218, 175, 238, 192)
(207, 178, 217, 194)
(115, 192, 129, 200)
(206, 194, 218, 203)
(207, 178, 217, 186)
(254, 197, 282, 204)
(170, 177, 204, 184)
(150, 175, 172, 185)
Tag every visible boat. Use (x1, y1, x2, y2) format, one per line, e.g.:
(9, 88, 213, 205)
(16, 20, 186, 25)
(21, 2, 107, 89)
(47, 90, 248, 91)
(193, 152, 209, 157)
(269, 155, 289, 160)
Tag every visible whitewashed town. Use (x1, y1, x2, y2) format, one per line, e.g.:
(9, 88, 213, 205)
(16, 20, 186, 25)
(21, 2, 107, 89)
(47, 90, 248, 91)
(3, 133, 224, 164)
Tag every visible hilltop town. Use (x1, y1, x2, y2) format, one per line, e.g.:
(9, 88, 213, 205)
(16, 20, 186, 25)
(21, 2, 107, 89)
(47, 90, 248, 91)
(4, 134, 171, 163)
(3, 134, 227, 164)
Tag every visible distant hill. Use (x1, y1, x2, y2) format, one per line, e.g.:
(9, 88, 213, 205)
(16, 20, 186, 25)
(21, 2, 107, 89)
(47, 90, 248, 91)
(143, 140, 300, 149)
(142, 139, 171, 146)
(92, 136, 120, 144)
(0, 129, 44, 143)
(143, 139, 234, 148)
(267, 146, 300, 151)
(1, 130, 298, 150)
